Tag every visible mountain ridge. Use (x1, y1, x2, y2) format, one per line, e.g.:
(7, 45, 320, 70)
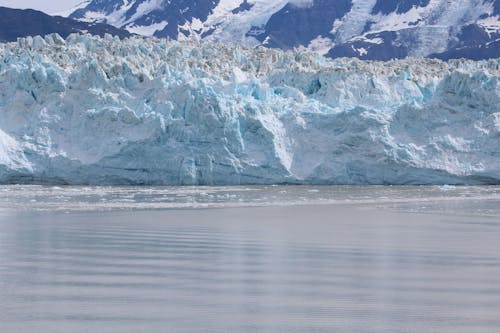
(68, 0, 500, 60)
(0, 6, 131, 42)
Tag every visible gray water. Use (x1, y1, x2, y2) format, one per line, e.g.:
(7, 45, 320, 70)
(0, 186, 500, 332)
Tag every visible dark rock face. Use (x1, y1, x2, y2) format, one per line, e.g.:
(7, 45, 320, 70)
(494, 0, 500, 15)
(255, 0, 352, 49)
(371, 0, 431, 15)
(232, 1, 254, 14)
(0, 6, 131, 42)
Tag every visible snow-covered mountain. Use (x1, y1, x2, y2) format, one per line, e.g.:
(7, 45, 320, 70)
(69, 0, 500, 60)
(0, 6, 130, 42)
(1, 34, 499, 185)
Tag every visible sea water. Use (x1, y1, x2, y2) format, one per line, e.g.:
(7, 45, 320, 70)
(0, 186, 499, 333)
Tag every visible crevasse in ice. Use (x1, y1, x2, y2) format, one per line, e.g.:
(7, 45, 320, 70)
(0, 34, 499, 185)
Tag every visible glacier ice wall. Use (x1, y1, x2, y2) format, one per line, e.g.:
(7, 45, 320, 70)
(0, 34, 499, 185)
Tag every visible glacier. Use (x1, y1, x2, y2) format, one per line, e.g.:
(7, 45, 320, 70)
(0, 33, 499, 185)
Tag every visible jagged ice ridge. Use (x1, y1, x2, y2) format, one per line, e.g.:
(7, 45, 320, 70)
(0, 34, 499, 185)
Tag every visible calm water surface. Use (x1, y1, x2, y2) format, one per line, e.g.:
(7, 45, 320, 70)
(0, 186, 499, 333)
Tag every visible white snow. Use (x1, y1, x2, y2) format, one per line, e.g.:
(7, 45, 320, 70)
(125, 0, 163, 25)
(288, 0, 314, 8)
(352, 36, 384, 45)
(307, 36, 335, 56)
(0, 34, 499, 185)
(79, 0, 136, 27)
(200, 0, 290, 45)
(332, 0, 378, 43)
(477, 15, 500, 36)
(126, 21, 168, 36)
(366, 0, 495, 56)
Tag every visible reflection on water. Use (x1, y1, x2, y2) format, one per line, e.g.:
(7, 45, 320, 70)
(0, 187, 500, 332)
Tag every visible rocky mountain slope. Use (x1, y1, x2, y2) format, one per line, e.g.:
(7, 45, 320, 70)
(70, 0, 500, 60)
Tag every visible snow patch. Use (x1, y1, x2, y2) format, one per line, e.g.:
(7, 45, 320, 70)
(477, 15, 500, 36)
(289, 0, 314, 8)
(307, 36, 335, 55)
(126, 21, 168, 36)
(333, 0, 378, 43)
(199, 0, 290, 45)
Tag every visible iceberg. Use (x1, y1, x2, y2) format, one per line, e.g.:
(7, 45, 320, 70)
(0, 34, 499, 185)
